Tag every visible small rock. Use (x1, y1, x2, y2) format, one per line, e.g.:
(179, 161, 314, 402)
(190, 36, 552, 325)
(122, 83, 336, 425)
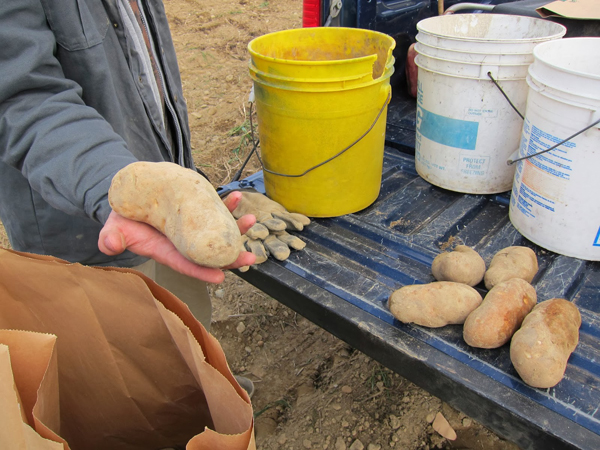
(225, 74, 234, 82)
(341, 385, 353, 394)
(277, 433, 287, 445)
(403, 395, 411, 403)
(342, 420, 350, 428)
(389, 415, 401, 430)
(426, 413, 436, 424)
(236, 322, 246, 333)
(332, 404, 342, 411)
(462, 417, 473, 428)
(244, 346, 252, 353)
(214, 288, 225, 298)
(335, 437, 347, 450)
(349, 439, 364, 450)
(367, 444, 381, 450)
(303, 439, 312, 448)
(432, 412, 457, 441)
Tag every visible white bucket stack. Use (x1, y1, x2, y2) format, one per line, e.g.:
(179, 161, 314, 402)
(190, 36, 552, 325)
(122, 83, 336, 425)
(509, 38, 600, 261)
(414, 14, 566, 194)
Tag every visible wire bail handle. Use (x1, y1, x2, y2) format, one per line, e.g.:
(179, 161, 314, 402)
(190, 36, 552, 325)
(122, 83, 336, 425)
(487, 72, 600, 166)
(257, 89, 392, 178)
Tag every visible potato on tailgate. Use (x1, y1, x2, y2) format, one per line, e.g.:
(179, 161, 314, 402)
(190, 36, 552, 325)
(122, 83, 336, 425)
(484, 246, 538, 290)
(108, 161, 242, 268)
(431, 245, 486, 287)
(463, 278, 537, 349)
(510, 299, 581, 388)
(388, 282, 482, 328)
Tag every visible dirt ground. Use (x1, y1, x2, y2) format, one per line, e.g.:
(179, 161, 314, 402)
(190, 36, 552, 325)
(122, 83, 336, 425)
(0, 0, 522, 448)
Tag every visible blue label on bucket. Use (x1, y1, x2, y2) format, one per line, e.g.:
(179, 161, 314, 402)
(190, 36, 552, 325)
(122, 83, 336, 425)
(594, 227, 600, 247)
(417, 106, 479, 150)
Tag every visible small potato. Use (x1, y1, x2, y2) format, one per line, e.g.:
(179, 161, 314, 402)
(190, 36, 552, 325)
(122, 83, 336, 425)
(510, 298, 581, 388)
(484, 246, 538, 290)
(463, 278, 537, 349)
(109, 161, 242, 268)
(387, 282, 482, 328)
(432, 245, 486, 286)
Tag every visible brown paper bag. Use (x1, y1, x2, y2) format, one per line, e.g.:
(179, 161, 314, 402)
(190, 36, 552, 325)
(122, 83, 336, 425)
(0, 248, 255, 450)
(0, 331, 66, 450)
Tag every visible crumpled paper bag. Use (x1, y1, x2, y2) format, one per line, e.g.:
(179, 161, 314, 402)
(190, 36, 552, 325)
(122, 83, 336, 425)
(0, 248, 255, 450)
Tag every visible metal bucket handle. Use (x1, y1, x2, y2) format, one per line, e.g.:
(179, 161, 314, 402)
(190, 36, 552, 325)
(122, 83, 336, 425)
(257, 89, 391, 178)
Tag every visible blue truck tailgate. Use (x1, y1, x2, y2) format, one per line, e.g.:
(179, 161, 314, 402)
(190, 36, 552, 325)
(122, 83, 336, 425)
(219, 93, 600, 450)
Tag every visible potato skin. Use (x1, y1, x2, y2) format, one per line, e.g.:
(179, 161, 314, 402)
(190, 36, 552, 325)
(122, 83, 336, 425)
(484, 246, 538, 290)
(387, 282, 482, 328)
(463, 278, 537, 349)
(108, 162, 242, 268)
(510, 298, 581, 388)
(431, 245, 486, 287)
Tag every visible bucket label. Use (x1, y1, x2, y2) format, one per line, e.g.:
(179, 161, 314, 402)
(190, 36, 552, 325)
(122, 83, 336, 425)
(594, 227, 600, 247)
(521, 119, 575, 181)
(459, 154, 490, 176)
(416, 106, 478, 150)
(465, 107, 498, 118)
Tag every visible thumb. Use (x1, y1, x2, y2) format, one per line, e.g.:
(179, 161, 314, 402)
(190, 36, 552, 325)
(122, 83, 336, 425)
(98, 228, 127, 256)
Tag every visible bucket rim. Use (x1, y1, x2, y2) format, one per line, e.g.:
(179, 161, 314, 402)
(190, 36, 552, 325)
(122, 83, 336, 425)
(416, 13, 566, 44)
(414, 38, 535, 58)
(532, 37, 600, 82)
(249, 62, 374, 84)
(415, 45, 533, 68)
(247, 27, 396, 66)
(415, 57, 526, 81)
(250, 67, 394, 93)
(527, 72, 600, 106)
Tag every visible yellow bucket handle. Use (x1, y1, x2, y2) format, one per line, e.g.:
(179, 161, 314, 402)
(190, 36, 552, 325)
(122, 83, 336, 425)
(258, 90, 392, 178)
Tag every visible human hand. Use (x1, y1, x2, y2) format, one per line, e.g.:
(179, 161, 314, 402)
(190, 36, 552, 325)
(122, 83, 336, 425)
(230, 191, 310, 267)
(98, 191, 256, 284)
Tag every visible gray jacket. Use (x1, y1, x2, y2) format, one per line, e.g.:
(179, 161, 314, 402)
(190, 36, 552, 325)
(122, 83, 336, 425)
(0, 0, 195, 266)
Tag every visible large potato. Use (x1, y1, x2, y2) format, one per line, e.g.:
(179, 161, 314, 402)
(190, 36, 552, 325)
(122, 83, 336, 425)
(463, 278, 537, 349)
(484, 246, 538, 290)
(431, 245, 486, 286)
(108, 162, 242, 268)
(510, 298, 581, 388)
(387, 282, 482, 328)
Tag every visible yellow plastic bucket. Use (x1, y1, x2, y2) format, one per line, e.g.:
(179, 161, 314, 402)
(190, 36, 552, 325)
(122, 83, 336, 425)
(248, 28, 395, 217)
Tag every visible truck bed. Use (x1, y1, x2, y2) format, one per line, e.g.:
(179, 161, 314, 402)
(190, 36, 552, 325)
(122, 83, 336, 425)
(218, 93, 600, 450)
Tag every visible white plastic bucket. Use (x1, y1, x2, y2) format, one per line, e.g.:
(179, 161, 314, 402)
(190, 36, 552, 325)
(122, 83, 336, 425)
(509, 38, 600, 261)
(414, 14, 566, 194)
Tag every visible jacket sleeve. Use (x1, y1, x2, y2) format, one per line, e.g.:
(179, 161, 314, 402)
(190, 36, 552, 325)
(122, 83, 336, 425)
(0, 0, 138, 224)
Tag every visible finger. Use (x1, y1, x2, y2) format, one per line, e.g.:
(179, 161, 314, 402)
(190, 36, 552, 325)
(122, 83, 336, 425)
(260, 217, 287, 232)
(244, 238, 269, 264)
(222, 191, 243, 212)
(236, 214, 257, 235)
(98, 228, 127, 255)
(289, 212, 311, 227)
(223, 250, 256, 270)
(271, 212, 306, 231)
(274, 231, 307, 251)
(246, 223, 269, 240)
(263, 235, 291, 261)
